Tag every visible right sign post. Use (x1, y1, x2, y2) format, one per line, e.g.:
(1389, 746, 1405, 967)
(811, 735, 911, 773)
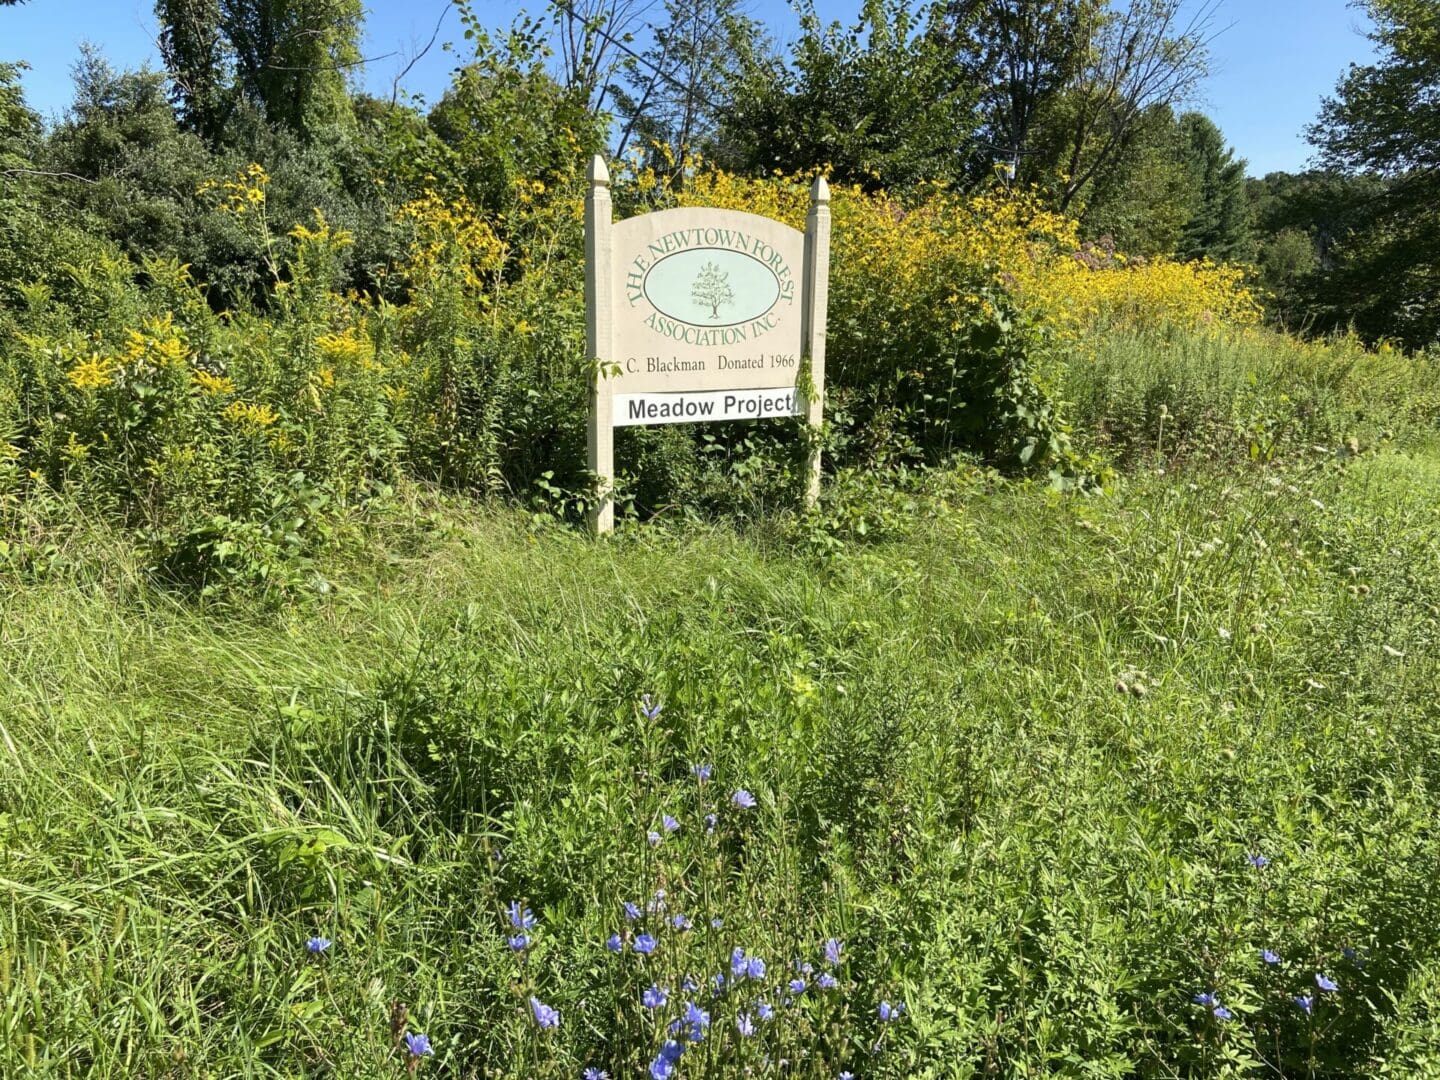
(584, 156, 831, 534)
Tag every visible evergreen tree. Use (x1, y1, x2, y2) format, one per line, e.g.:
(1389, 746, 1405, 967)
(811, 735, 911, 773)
(1176, 112, 1252, 263)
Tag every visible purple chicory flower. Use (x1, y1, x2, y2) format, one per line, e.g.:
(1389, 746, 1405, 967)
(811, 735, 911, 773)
(1247, 853, 1270, 869)
(879, 1001, 905, 1022)
(583, 1070, 608, 1080)
(824, 938, 843, 965)
(746, 956, 766, 980)
(507, 901, 536, 930)
(643, 985, 668, 1009)
(731, 947, 748, 978)
(756, 1001, 774, 1021)
(692, 763, 712, 782)
(704, 813, 717, 834)
(605, 933, 624, 953)
(662, 814, 680, 833)
(624, 901, 641, 922)
(647, 830, 661, 847)
(1213, 1005, 1233, 1021)
(788, 978, 807, 994)
(731, 789, 757, 809)
(648, 1055, 673, 1080)
(507, 934, 529, 951)
(709, 917, 723, 929)
(672, 914, 692, 931)
(736, 1012, 755, 1037)
(1261, 949, 1282, 964)
(305, 936, 331, 954)
(404, 1032, 432, 1057)
(1295, 994, 1314, 1015)
(818, 973, 838, 989)
(640, 694, 663, 721)
(1192, 992, 1219, 1007)
(840, 1074, 855, 1080)
(530, 996, 560, 1029)
(1316, 973, 1338, 992)
(634, 934, 657, 955)
(683, 1001, 710, 1040)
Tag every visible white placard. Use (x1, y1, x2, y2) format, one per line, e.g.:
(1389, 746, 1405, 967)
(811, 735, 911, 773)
(614, 388, 804, 427)
(585, 156, 830, 533)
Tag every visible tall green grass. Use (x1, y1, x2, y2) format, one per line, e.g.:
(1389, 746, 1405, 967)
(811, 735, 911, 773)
(2, 444, 1440, 1076)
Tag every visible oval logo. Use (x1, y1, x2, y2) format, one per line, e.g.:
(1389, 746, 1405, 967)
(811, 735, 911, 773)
(643, 248, 780, 328)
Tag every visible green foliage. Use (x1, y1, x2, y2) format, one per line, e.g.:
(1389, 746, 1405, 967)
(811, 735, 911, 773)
(720, 0, 981, 190)
(5, 446, 1440, 1073)
(1308, 0, 1440, 347)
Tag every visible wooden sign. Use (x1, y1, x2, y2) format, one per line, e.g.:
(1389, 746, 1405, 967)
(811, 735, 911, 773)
(584, 156, 831, 534)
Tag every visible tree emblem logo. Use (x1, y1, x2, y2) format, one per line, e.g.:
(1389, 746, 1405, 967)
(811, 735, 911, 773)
(690, 261, 735, 320)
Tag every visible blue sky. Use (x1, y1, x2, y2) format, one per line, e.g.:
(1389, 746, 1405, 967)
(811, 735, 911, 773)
(3, 0, 1377, 177)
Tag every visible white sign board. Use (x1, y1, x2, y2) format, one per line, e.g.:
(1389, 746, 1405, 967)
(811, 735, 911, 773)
(585, 157, 831, 533)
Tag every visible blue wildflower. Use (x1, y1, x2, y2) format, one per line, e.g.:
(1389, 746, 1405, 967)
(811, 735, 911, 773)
(648, 1055, 673, 1080)
(530, 996, 560, 1029)
(705, 813, 717, 833)
(305, 936, 331, 954)
(647, 830, 661, 847)
(1192, 991, 1219, 1007)
(634, 934, 657, 955)
(824, 938, 843, 965)
(508, 934, 529, 951)
(710, 917, 723, 929)
(648, 889, 666, 914)
(1213, 1005, 1233, 1021)
(663, 814, 680, 833)
(711, 972, 726, 992)
(507, 901, 536, 930)
(736, 1012, 755, 1037)
(879, 1001, 904, 1022)
(640, 694, 663, 721)
(731, 947, 748, 978)
(1316, 973, 1338, 992)
(583, 1070, 608, 1080)
(682, 975, 700, 993)
(672, 914, 692, 931)
(692, 763, 712, 782)
(660, 1039, 685, 1063)
(404, 1032, 432, 1057)
(1295, 994, 1314, 1015)
(731, 789, 756, 809)
(606, 933, 624, 953)
(756, 1001, 774, 1021)
(746, 956, 766, 980)
(1247, 853, 1270, 869)
(643, 985, 668, 1009)
(623, 902, 641, 922)
(840, 1074, 854, 1080)
(789, 978, 807, 994)
(818, 973, 838, 989)
(684, 1001, 710, 1041)
(1261, 949, 1282, 965)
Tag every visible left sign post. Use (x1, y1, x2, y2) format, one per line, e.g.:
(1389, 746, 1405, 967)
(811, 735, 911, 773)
(585, 155, 616, 535)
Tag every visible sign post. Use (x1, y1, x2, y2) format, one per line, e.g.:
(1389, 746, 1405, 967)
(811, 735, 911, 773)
(585, 155, 831, 535)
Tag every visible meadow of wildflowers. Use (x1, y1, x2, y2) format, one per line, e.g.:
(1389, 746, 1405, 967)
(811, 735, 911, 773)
(3, 147, 1440, 1077)
(4, 429, 1440, 1074)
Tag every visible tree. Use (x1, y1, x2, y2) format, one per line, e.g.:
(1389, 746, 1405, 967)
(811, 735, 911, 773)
(610, 0, 758, 178)
(690, 261, 733, 319)
(941, 0, 1102, 180)
(154, 0, 363, 141)
(547, 0, 657, 116)
(1176, 112, 1252, 263)
(1075, 103, 1195, 255)
(721, 0, 981, 190)
(1309, 0, 1440, 346)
